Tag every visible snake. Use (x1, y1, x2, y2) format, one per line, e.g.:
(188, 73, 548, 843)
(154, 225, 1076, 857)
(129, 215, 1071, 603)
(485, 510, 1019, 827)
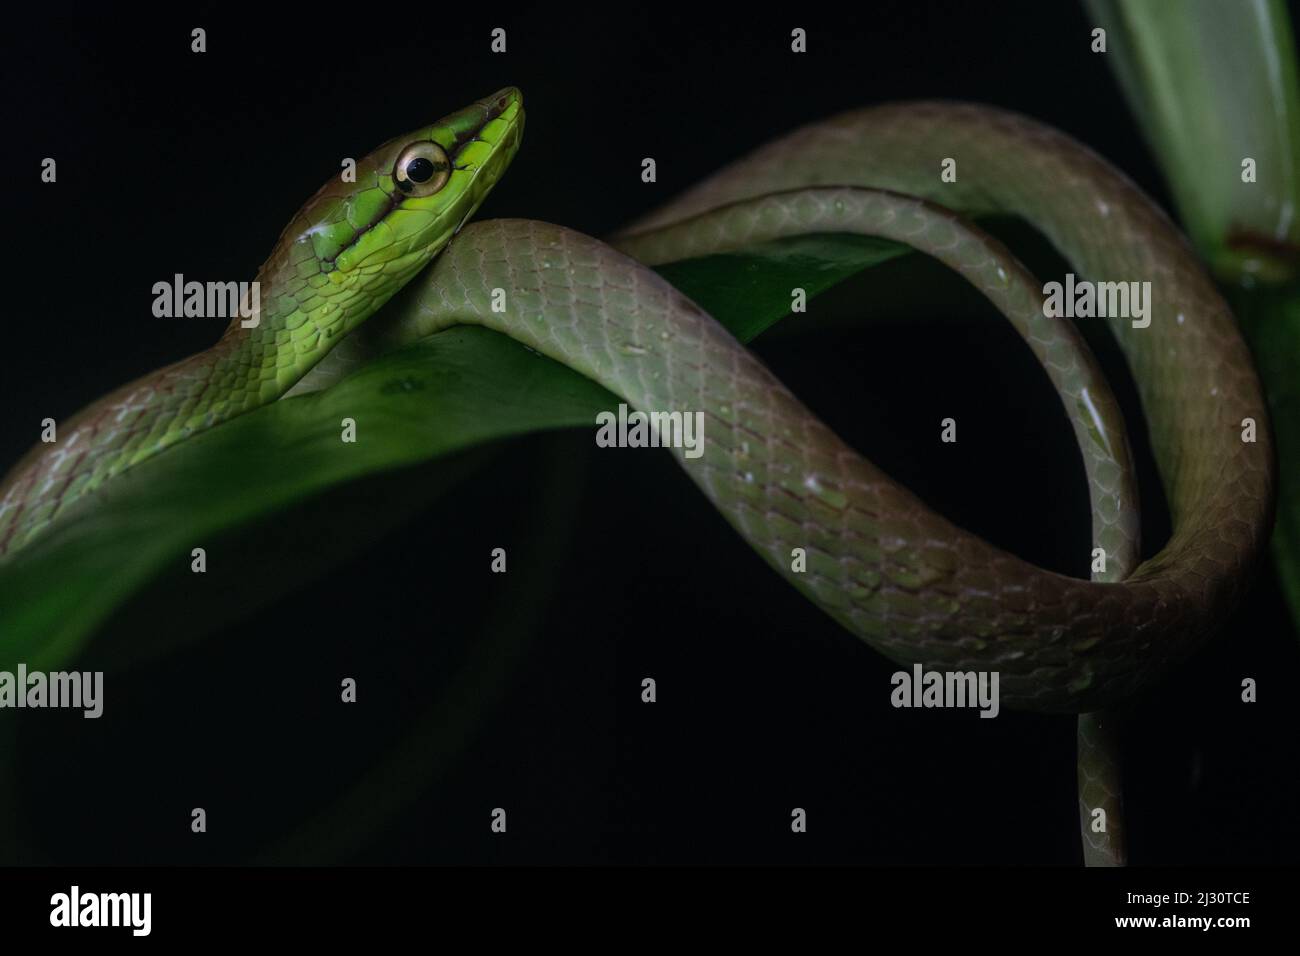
(0, 88, 1275, 865)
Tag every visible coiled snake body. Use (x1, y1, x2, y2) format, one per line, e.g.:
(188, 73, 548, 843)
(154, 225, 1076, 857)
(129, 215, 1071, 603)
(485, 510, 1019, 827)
(0, 90, 1275, 864)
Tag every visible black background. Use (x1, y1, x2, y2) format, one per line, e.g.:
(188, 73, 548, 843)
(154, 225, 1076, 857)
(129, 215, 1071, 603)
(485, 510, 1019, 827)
(1, 3, 1298, 865)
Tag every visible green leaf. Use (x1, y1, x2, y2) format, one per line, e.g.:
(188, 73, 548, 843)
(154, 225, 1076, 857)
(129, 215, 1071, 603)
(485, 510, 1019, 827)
(0, 233, 905, 668)
(1230, 282, 1300, 623)
(1086, 0, 1300, 283)
(0, 328, 613, 668)
(656, 233, 910, 342)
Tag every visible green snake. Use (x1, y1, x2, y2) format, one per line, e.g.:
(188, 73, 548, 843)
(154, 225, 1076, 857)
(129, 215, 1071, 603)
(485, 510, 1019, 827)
(0, 89, 1275, 864)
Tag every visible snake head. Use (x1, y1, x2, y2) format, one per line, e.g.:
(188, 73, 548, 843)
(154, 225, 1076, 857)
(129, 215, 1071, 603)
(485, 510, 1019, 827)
(273, 87, 524, 331)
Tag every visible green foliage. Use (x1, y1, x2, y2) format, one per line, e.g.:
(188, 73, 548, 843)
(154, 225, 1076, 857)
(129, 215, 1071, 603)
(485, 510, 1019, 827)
(0, 234, 905, 668)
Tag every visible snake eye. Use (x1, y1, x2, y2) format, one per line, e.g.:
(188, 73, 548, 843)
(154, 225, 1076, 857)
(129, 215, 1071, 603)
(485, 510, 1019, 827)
(394, 142, 451, 197)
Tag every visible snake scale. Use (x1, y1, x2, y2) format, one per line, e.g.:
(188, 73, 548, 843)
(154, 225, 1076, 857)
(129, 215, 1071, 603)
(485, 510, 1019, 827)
(0, 89, 1276, 864)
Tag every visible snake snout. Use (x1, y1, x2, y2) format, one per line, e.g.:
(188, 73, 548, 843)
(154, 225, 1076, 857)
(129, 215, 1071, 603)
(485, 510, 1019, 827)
(483, 86, 522, 121)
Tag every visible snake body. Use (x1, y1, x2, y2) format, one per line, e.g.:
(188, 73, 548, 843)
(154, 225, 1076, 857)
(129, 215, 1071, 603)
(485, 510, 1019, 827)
(367, 102, 1273, 711)
(0, 93, 1275, 862)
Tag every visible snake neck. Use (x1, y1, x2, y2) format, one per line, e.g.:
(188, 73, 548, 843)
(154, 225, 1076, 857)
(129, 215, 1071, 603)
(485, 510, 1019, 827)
(0, 254, 351, 558)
